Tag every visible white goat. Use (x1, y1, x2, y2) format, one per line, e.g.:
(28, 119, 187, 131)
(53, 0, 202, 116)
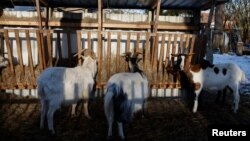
(37, 49, 97, 134)
(172, 54, 248, 113)
(0, 55, 8, 68)
(104, 52, 149, 140)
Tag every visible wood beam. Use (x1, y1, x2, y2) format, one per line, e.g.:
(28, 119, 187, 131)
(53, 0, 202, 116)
(0, 20, 200, 31)
(35, 0, 42, 29)
(205, 0, 216, 63)
(40, 0, 49, 7)
(151, 0, 161, 68)
(153, 0, 161, 33)
(98, 0, 103, 31)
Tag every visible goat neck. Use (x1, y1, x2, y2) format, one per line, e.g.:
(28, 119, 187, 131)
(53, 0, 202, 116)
(81, 56, 97, 78)
(128, 57, 143, 75)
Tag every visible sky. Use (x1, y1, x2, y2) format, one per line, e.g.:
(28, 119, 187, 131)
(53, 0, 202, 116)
(213, 53, 250, 95)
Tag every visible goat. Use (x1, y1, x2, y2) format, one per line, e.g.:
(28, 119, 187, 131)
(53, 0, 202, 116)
(37, 49, 97, 134)
(104, 52, 149, 140)
(0, 55, 8, 68)
(172, 54, 248, 113)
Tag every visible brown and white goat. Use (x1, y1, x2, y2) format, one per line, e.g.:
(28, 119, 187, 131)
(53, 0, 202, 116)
(172, 54, 248, 113)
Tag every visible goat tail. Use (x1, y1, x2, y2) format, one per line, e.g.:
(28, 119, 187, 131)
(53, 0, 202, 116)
(37, 84, 45, 98)
(104, 84, 116, 120)
(240, 70, 249, 84)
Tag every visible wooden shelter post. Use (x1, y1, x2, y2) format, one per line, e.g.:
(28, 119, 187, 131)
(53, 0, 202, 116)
(97, 0, 103, 87)
(205, 0, 216, 63)
(35, 0, 43, 29)
(151, 0, 161, 68)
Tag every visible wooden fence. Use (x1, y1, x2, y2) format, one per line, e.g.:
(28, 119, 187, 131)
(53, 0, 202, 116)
(0, 29, 196, 90)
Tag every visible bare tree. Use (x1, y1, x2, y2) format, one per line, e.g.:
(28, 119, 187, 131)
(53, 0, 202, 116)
(213, 4, 228, 53)
(224, 0, 250, 43)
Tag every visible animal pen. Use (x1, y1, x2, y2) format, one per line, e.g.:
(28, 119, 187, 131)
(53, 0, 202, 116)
(0, 0, 228, 96)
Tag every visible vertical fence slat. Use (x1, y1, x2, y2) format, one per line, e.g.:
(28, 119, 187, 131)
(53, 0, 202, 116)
(25, 30, 35, 84)
(4, 29, 16, 81)
(46, 30, 53, 67)
(88, 31, 91, 50)
(56, 32, 62, 66)
(14, 29, 24, 75)
(97, 31, 102, 86)
(77, 31, 82, 65)
(107, 32, 111, 79)
(67, 32, 72, 62)
(40, 31, 46, 68)
(185, 34, 190, 52)
(144, 32, 150, 69)
(158, 33, 165, 82)
(179, 34, 184, 54)
(165, 34, 172, 83)
(125, 32, 131, 71)
(116, 32, 121, 72)
(187, 35, 196, 70)
(36, 30, 44, 70)
(135, 32, 140, 52)
(152, 34, 159, 85)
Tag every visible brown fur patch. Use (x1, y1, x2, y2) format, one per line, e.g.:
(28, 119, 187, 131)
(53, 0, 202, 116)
(194, 82, 201, 90)
(190, 64, 202, 73)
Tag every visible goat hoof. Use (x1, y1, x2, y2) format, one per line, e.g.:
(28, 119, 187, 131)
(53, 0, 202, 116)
(107, 136, 113, 141)
(85, 115, 92, 120)
(119, 136, 126, 141)
(48, 131, 57, 137)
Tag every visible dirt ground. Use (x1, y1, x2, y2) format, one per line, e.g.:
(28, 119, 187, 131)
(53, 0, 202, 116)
(0, 91, 250, 141)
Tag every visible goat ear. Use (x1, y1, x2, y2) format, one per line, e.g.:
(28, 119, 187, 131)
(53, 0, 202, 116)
(200, 59, 214, 69)
(136, 58, 143, 63)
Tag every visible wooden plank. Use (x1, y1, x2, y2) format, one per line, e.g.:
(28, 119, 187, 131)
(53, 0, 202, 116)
(67, 32, 72, 62)
(46, 30, 53, 66)
(186, 35, 197, 68)
(103, 23, 150, 29)
(158, 34, 165, 81)
(14, 29, 24, 75)
(107, 32, 111, 79)
(98, 0, 103, 31)
(36, 30, 44, 70)
(77, 31, 82, 65)
(25, 30, 35, 82)
(144, 32, 150, 69)
(151, 33, 159, 68)
(165, 34, 172, 83)
(87, 31, 91, 49)
(151, 33, 159, 83)
(116, 32, 121, 72)
(172, 33, 178, 55)
(185, 34, 190, 52)
(179, 34, 184, 54)
(3, 30, 16, 81)
(190, 35, 197, 54)
(35, 0, 43, 29)
(0, 20, 199, 30)
(135, 32, 140, 52)
(125, 32, 131, 71)
(97, 31, 102, 84)
(158, 24, 199, 30)
(153, 0, 161, 33)
(56, 32, 62, 66)
(40, 31, 46, 68)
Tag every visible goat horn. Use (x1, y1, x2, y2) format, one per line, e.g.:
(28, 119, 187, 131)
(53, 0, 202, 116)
(131, 52, 143, 58)
(122, 52, 132, 57)
(73, 48, 88, 57)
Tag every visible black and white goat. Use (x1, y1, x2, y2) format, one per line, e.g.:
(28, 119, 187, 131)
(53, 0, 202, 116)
(104, 52, 149, 140)
(37, 49, 97, 134)
(172, 54, 248, 113)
